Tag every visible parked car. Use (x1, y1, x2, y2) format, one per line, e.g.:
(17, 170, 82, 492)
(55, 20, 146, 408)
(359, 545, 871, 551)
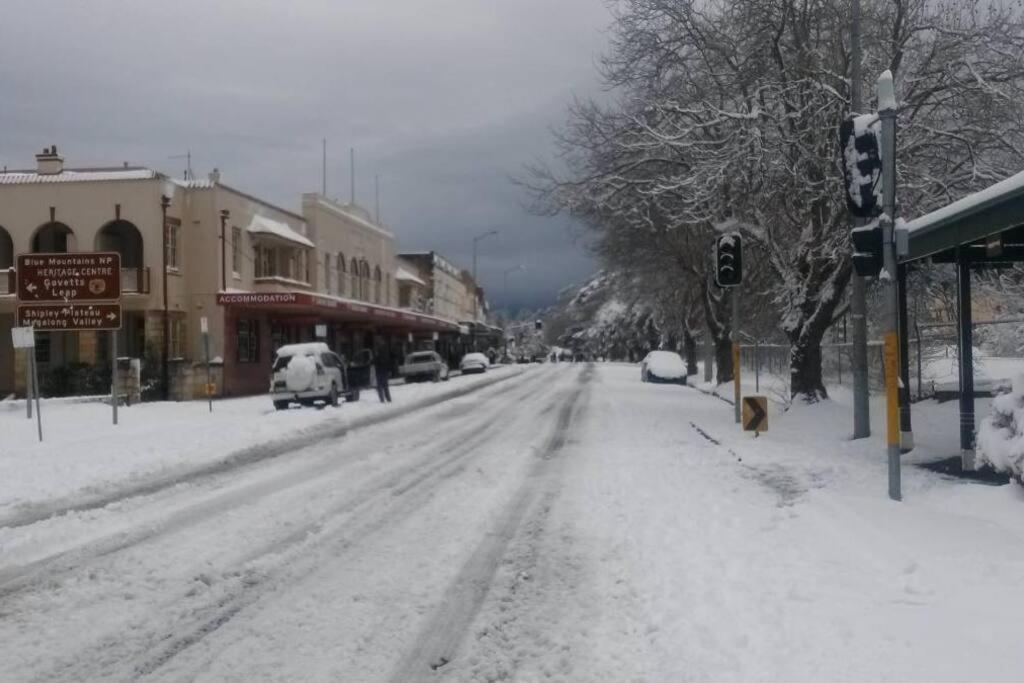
(460, 352, 490, 374)
(399, 350, 450, 382)
(270, 342, 360, 410)
(640, 350, 688, 385)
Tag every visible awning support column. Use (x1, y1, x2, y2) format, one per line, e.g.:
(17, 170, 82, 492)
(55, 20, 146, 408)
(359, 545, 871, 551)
(897, 262, 913, 451)
(956, 247, 975, 469)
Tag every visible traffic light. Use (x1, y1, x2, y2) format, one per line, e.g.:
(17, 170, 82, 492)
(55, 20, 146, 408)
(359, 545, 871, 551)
(714, 232, 743, 287)
(851, 223, 884, 277)
(839, 114, 882, 218)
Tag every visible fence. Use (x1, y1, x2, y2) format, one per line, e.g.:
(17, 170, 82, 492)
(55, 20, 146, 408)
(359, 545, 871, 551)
(740, 318, 1024, 401)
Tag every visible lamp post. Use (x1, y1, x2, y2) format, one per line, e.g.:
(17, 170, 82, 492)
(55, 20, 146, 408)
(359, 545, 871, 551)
(220, 209, 230, 292)
(471, 229, 498, 350)
(160, 194, 171, 401)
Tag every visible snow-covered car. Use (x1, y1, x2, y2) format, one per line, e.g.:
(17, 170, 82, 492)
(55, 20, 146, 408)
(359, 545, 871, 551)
(459, 352, 490, 374)
(640, 350, 688, 385)
(270, 342, 359, 410)
(399, 350, 450, 382)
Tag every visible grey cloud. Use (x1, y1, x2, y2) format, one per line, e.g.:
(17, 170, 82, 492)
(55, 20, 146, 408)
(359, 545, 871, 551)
(0, 0, 610, 309)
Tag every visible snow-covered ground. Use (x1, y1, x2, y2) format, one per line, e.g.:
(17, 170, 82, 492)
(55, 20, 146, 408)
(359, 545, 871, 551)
(2, 363, 1023, 681)
(0, 365, 524, 526)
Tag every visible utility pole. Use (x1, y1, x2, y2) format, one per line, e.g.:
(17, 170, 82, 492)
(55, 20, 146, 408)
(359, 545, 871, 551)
(322, 139, 327, 196)
(160, 194, 171, 401)
(878, 70, 901, 501)
(850, 0, 871, 439)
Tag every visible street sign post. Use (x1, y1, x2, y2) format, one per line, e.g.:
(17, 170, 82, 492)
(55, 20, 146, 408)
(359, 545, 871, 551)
(16, 251, 123, 431)
(201, 316, 213, 413)
(11, 327, 37, 426)
(742, 396, 768, 434)
(17, 303, 122, 330)
(17, 252, 121, 302)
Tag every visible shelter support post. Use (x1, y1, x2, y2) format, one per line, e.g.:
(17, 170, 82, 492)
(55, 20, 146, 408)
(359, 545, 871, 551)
(897, 263, 913, 451)
(956, 248, 975, 470)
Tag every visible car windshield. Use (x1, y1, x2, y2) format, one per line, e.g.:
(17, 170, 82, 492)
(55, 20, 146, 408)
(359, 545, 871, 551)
(409, 353, 435, 363)
(272, 355, 292, 372)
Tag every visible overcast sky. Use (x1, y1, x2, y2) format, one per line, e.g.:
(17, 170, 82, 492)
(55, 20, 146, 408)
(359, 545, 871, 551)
(0, 0, 611, 312)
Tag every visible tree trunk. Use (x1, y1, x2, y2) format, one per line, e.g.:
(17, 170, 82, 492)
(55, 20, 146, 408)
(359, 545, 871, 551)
(790, 339, 827, 401)
(683, 330, 698, 376)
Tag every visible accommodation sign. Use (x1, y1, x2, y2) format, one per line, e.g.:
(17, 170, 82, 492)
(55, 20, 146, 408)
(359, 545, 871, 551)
(17, 252, 121, 302)
(17, 303, 122, 331)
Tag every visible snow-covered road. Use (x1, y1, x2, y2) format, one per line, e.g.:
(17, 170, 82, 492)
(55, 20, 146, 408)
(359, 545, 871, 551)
(3, 363, 1024, 682)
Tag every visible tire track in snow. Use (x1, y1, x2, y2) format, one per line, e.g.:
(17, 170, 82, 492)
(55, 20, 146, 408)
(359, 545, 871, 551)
(0, 368, 528, 531)
(388, 364, 593, 681)
(0, 370, 540, 601)
(20, 368, 578, 683)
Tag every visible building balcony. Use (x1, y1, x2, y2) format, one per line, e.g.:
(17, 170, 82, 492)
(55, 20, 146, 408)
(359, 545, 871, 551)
(253, 275, 312, 292)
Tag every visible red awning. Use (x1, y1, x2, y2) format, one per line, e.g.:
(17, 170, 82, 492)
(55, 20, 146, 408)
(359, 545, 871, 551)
(216, 292, 461, 333)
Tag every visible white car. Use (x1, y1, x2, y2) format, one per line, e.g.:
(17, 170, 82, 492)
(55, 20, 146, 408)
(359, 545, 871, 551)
(459, 352, 490, 374)
(640, 350, 688, 385)
(399, 350, 450, 382)
(270, 342, 359, 410)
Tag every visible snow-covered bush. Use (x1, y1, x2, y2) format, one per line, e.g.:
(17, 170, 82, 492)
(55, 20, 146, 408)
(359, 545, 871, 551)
(977, 374, 1024, 481)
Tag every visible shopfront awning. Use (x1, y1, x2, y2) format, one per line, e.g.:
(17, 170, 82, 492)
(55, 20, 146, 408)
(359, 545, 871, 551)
(246, 215, 315, 249)
(216, 291, 462, 333)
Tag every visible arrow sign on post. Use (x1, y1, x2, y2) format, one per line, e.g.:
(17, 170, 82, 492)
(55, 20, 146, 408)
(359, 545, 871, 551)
(742, 396, 768, 433)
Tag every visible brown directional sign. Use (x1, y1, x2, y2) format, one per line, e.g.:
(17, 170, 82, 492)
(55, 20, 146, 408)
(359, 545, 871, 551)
(742, 396, 768, 433)
(17, 303, 122, 331)
(16, 252, 121, 303)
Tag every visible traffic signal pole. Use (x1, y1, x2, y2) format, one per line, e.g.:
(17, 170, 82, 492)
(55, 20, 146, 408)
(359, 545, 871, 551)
(878, 71, 901, 502)
(850, 0, 871, 439)
(732, 288, 740, 424)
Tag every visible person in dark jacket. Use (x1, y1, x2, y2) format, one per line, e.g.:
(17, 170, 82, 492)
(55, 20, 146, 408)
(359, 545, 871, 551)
(374, 346, 393, 403)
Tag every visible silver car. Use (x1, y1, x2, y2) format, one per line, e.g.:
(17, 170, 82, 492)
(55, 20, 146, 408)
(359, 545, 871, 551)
(270, 342, 359, 409)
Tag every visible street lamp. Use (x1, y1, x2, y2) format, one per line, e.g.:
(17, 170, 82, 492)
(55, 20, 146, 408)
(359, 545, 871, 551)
(471, 229, 498, 350)
(160, 194, 171, 401)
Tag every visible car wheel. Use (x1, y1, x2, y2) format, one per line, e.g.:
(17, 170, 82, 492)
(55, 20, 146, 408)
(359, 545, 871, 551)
(348, 388, 360, 402)
(273, 400, 289, 411)
(442, 368, 450, 381)
(329, 383, 339, 407)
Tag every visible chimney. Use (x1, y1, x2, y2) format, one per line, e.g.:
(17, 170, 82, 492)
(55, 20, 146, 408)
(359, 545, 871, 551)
(208, 168, 221, 184)
(35, 145, 64, 175)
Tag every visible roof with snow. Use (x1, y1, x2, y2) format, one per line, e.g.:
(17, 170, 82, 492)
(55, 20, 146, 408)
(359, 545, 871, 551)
(0, 167, 158, 185)
(246, 214, 314, 249)
(903, 169, 1024, 262)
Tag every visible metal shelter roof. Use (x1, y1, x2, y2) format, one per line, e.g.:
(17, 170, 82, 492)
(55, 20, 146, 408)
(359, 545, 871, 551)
(903, 170, 1024, 262)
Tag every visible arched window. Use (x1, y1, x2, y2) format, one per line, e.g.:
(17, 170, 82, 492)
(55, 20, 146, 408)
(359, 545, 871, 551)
(323, 254, 331, 293)
(373, 266, 382, 303)
(31, 222, 75, 253)
(95, 220, 144, 267)
(350, 257, 360, 300)
(360, 260, 371, 300)
(0, 225, 13, 270)
(336, 253, 346, 296)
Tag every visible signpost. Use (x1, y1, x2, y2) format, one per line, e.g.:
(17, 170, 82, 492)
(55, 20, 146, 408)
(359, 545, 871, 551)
(17, 303, 122, 330)
(742, 396, 768, 434)
(201, 316, 213, 412)
(15, 252, 123, 428)
(17, 252, 121, 302)
(11, 326, 42, 440)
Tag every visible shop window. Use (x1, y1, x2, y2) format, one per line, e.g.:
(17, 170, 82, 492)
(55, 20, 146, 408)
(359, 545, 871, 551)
(237, 320, 260, 363)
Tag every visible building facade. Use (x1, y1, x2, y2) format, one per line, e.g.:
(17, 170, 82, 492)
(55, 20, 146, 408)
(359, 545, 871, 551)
(0, 148, 464, 398)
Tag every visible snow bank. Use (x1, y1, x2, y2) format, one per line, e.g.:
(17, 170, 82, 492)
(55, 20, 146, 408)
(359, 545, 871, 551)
(977, 374, 1024, 477)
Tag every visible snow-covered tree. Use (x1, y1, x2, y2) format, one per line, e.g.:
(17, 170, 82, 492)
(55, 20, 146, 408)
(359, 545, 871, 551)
(528, 0, 1024, 400)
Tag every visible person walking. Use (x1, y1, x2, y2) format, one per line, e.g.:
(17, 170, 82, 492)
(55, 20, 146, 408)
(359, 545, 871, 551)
(374, 345, 393, 403)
